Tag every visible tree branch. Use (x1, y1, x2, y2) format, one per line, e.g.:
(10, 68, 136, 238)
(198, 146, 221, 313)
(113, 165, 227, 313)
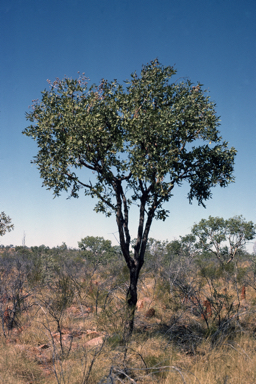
(114, 180, 133, 267)
(134, 194, 147, 257)
(64, 172, 116, 211)
(77, 156, 97, 171)
(139, 195, 158, 264)
(120, 183, 131, 247)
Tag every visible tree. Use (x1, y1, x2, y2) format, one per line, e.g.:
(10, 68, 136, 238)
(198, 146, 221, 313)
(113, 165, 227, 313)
(78, 236, 115, 266)
(23, 59, 236, 336)
(191, 215, 256, 264)
(0, 211, 14, 236)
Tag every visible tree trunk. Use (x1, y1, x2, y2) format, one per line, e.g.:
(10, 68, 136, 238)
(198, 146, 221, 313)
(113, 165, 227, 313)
(114, 182, 156, 341)
(124, 266, 139, 340)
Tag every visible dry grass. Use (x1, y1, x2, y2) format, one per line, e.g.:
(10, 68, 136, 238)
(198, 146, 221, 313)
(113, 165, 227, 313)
(1, 261, 256, 384)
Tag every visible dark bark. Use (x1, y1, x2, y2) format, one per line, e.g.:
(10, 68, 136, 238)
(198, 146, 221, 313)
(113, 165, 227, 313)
(124, 266, 140, 339)
(113, 177, 159, 339)
(124, 197, 157, 338)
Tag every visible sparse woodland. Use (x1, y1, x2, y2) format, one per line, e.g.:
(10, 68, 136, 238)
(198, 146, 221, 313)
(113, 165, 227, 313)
(23, 60, 237, 339)
(5, 60, 251, 383)
(1, 223, 256, 384)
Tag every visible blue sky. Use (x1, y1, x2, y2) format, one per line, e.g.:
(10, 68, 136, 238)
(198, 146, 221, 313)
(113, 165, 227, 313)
(1, 0, 255, 251)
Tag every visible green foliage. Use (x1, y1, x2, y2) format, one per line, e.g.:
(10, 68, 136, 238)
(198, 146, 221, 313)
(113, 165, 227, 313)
(165, 240, 182, 259)
(192, 215, 256, 264)
(14, 246, 30, 256)
(30, 244, 50, 252)
(107, 333, 124, 348)
(198, 260, 235, 280)
(78, 236, 117, 265)
(0, 212, 14, 236)
(155, 279, 171, 302)
(53, 274, 75, 313)
(37, 268, 75, 321)
(27, 245, 75, 286)
(23, 60, 237, 335)
(23, 59, 236, 238)
(159, 236, 197, 269)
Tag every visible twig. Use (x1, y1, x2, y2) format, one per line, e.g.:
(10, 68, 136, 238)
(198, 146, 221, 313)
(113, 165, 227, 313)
(224, 342, 252, 361)
(82, 337, 106, 384)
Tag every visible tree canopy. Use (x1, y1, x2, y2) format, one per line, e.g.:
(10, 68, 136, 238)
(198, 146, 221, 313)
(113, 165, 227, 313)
(78, 236, 116, 266)
(0, 211, 14, 237)
(191, 215, 256, 264)
(23, 59, 237, 335)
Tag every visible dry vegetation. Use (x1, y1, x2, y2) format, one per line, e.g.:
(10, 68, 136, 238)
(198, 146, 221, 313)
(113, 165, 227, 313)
(0, 244, 256, 383)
